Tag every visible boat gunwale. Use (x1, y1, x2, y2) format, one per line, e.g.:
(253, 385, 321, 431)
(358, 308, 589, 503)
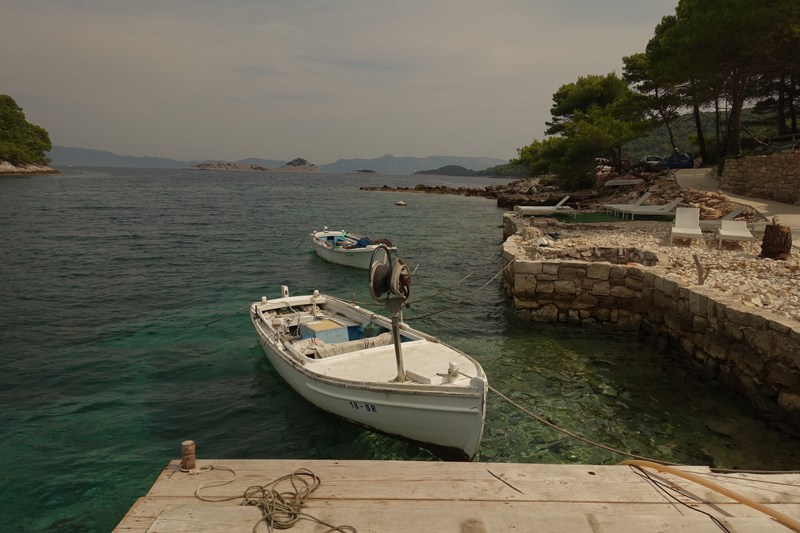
(309, 231, 397, 253)
(250, 295, 486, 396)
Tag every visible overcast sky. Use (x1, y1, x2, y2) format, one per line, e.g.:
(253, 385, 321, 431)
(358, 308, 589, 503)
(4, 0, 678, 164)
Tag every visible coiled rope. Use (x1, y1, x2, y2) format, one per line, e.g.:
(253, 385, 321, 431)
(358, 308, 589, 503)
(190, 465, 355, 533)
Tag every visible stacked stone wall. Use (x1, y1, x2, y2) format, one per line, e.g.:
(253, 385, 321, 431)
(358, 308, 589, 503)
(719, 154, 800, 204)
(503, 235, 800, 432)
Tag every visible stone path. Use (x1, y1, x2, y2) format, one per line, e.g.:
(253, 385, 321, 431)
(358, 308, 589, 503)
(676, 168, 800, 242)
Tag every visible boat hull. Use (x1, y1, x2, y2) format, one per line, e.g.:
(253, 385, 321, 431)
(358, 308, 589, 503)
(309, 230, 396, 270)
(250, 297, 486, 461)
(310, 239, 376, 269)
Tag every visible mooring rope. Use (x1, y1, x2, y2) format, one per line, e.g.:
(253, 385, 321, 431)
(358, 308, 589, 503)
(191, 466, 356, 533)
(204, 303, 252, 327)
(201, 243, 509, 324)
(404, 259, 514, 321)
(490, 384, 800, 474)
(406, 242, 506, 305)
(488, 384, 683, 466)
(350, 242, 507, 308)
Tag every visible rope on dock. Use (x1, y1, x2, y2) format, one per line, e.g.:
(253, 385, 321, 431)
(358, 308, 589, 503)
(191, 465, 356, 533)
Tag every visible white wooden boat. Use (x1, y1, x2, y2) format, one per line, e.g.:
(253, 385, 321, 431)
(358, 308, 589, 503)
(250, 288, 487, 461)
(309, 227, 396, 270)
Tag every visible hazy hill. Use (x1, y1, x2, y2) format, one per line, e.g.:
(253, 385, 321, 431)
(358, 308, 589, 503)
(46, 146, 196, 168)
(319, 154, 508, 174)
(47, 146, 289, 169)
(47, 146, 508, 174)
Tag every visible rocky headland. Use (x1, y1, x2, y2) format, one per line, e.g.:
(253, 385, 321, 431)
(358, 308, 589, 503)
(0, 161, 59, 175)
(360, 177, 601, 207)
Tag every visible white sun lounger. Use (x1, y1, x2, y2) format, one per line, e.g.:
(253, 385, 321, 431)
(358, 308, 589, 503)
(603, 192, 652, 215)
(670, 207, 702, 245)
(716, 219, 754, 249)
(698, 205, 748, 229)
(514, 196, 577, 218)
(615, 197, 684, 220)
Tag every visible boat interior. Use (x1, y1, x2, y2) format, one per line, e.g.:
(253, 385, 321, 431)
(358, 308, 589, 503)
(312, 231, 359, 249)
(255, 298, 417, 359)
(253, 296, 481, 386)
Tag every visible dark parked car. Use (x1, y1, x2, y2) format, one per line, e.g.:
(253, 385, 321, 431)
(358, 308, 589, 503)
(655, 152, 694, 170)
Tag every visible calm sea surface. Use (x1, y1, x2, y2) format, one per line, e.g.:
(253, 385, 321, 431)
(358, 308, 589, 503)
(3, 167, 800, 532)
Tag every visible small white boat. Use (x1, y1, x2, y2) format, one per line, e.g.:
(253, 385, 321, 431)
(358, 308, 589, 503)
(395, 201, 407, 206)
(250, 288, 487, 461)
(309, 227, 396, 270)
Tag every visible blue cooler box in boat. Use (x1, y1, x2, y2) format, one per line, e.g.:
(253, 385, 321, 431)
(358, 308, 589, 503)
(299, 319, 349, 344)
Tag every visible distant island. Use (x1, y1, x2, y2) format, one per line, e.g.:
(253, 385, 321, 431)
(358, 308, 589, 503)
(347, 169, 378, 174)
(46, 148, 509, 174)
(186, 162, 269, 171)
(186, 158, 322, 173)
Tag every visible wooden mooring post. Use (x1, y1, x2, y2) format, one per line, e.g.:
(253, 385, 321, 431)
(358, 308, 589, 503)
(180, 440, 195, 471)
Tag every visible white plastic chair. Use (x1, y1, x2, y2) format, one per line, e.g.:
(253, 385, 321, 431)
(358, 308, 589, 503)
(604, 192, 652, 215)
(717, 220, 754, 249)
(514, 196, 576, 218)
(699, 204, 748, 229)
(617, 197, 684, 220)
(670, 207, 702, 245)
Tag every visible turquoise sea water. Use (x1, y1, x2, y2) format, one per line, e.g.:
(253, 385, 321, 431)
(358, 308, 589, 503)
(2, 167, 800, 532)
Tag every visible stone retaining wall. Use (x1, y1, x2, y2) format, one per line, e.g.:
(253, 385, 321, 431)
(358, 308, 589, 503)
(503, 235, 800, 432)
(719, 154, 800, 204)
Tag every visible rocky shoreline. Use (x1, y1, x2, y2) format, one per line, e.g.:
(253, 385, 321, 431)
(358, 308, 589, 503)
(0, 161, 59, 175)
(361, 177, 606, 208)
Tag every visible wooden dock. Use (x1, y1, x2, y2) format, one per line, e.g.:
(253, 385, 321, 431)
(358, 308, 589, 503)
(114, 459, 800, 532)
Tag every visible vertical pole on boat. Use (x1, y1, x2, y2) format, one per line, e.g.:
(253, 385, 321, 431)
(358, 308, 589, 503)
(391, 314, 406, 382)
(368, 244, 411, 383)
(386, 298, 407, 382)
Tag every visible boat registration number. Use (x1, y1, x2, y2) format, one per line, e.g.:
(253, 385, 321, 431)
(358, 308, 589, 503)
(349, 401, 377, 412)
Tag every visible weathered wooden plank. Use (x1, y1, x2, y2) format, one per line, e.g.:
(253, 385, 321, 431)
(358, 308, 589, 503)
(137, 505, 792, 533)
(146, 460, 800, 505)
(122, 496, 800, 520)
(112, 514, 155, 532)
